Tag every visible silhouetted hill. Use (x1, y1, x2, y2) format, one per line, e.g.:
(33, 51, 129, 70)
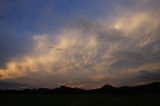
(89, 84, 117, 94)
(53, 86, 85, 94)
(129, 82, 160, 93)
(0, 82, 160, 94)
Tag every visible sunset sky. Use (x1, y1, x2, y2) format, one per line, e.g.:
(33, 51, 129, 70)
(0, 0, 160, 89)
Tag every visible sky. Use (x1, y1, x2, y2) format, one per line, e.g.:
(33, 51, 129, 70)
(0, 0, 160, 89)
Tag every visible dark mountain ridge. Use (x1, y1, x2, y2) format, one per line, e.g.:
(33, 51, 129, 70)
(0, 82, 160, 94)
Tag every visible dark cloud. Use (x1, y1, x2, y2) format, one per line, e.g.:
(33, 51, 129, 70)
(140, 70, 160, 81)
(0, 80, 28, 89)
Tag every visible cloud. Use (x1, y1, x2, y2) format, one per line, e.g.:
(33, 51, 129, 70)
(0, 80, 29, 90)
(0, 0, 160, 89)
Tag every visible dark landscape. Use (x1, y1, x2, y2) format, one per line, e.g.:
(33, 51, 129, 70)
(0, 82, 160, 106)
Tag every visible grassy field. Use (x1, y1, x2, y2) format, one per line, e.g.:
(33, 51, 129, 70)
(0, 94, 160, 106)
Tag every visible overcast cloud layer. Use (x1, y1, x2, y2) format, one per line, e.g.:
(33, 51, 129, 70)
(0, 0, 160, 89)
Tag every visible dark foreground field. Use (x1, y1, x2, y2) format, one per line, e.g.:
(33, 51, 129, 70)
(0, 94, 160, 106)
